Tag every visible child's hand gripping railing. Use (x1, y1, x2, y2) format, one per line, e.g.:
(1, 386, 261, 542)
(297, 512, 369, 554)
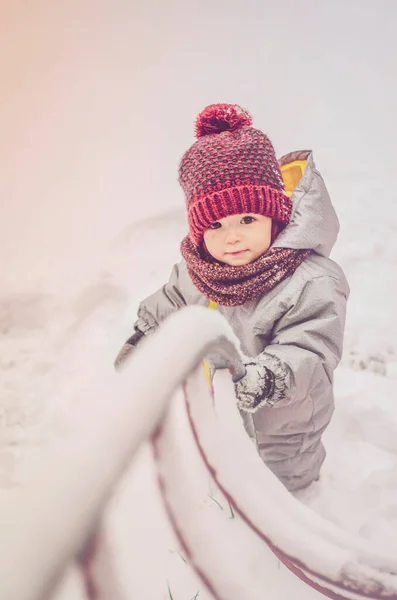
(0, 306, 396, 600)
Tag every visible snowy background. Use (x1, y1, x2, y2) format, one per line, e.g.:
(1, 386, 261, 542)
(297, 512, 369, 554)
(1, 1, 397, 598)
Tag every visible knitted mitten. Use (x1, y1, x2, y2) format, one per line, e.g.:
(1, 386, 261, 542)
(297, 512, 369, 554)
(234, 357, 275, 412)
(114, 328, 145, 370)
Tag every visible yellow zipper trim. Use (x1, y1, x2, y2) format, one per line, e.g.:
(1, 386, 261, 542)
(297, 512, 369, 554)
(203, 300, 218, 385)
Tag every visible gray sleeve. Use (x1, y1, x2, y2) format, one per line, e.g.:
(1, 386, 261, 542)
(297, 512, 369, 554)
(258, 275, 348, 404)
(134, 263, 187, 334)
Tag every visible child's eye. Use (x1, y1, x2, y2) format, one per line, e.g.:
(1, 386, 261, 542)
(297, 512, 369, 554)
(241, 216, 255, 225)
(208, 222, 222, 230)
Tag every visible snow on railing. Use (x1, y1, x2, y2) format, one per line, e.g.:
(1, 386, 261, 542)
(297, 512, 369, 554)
(0, 306, 396, 600)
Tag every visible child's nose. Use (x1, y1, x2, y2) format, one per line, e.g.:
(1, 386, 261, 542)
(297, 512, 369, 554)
(224, 228, 241, 244)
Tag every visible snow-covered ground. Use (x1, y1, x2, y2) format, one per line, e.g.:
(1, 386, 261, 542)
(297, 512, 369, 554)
(2, 1, 397, 598)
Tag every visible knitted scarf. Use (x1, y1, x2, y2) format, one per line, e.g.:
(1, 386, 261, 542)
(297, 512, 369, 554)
(180, 235, 311, 307)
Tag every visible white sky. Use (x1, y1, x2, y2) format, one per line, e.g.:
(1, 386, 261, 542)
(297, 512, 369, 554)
(1, 0, 396, 287)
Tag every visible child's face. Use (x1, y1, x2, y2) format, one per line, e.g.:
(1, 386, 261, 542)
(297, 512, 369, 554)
(203, 213, 272, 266)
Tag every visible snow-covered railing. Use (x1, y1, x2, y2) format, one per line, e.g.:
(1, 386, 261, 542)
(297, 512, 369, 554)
(1, 307, 396, 600)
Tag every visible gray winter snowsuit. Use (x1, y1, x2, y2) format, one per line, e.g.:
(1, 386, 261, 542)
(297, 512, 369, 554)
(133, 151, 349, 492)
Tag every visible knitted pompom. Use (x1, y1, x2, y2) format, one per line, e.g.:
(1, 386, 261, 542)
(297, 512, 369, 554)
(195, 103, 252, 138)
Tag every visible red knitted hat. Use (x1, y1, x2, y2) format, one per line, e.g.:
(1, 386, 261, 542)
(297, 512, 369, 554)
(178, 104, 291, 246)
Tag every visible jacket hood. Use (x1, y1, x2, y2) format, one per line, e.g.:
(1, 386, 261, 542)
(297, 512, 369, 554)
(273, 151, 339, 257)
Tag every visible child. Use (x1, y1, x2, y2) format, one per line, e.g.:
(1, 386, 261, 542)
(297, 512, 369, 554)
(115, 103, 349, 492)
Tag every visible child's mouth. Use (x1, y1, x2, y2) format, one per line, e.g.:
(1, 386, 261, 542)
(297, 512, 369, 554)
(227, 249, 248, 256)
